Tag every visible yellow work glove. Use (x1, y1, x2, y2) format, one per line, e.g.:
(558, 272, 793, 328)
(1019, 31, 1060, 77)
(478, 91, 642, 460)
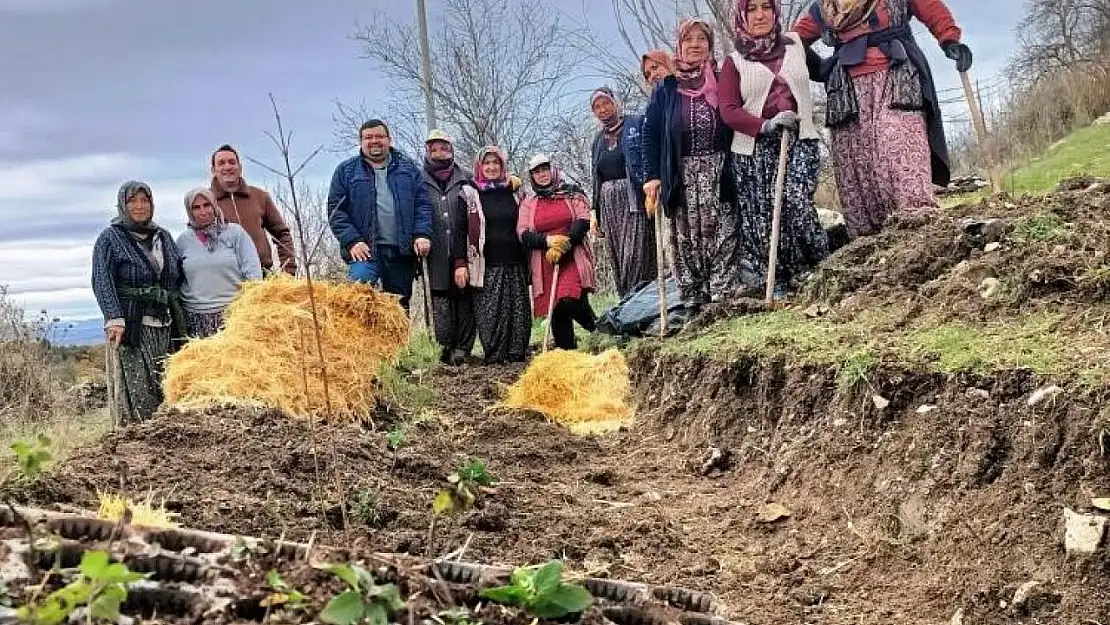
(547, 234, 570, 252)
(509, 174, 523, 191)
(545, 247, 563, 265)
(645, 193, 658, 218)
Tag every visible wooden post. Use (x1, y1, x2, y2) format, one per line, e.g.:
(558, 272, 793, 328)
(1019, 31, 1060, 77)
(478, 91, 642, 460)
(960, 71, 1003, 194)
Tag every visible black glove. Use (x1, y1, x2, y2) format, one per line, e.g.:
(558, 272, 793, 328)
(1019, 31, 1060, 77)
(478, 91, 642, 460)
(942, 41, 973, 73)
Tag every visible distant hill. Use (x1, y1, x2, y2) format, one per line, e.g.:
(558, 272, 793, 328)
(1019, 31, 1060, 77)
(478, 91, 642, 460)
(50, 318, 105, 347)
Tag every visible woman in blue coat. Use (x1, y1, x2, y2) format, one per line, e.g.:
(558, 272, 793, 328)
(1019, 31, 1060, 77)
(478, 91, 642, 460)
(590, 87, 657, 297)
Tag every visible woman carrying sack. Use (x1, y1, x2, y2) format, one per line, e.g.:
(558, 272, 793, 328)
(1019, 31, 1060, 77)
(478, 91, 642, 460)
(719, 0, 828, 298)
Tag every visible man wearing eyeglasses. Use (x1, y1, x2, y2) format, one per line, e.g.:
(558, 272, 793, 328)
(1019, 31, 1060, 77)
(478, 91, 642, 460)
(327, 119, 433, 311)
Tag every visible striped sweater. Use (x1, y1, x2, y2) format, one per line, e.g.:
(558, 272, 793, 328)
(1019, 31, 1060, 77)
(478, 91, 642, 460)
(91, 224, 184, 346)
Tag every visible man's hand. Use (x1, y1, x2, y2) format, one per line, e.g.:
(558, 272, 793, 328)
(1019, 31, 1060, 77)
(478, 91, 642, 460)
(350, 241, 371, 262)
(454, 267, 469, 288)
(105, 325, 124, 347)
(414, 237, 432, 257)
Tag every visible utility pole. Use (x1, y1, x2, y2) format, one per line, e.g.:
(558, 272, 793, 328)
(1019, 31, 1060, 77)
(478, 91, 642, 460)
(416, 0, 437, 131)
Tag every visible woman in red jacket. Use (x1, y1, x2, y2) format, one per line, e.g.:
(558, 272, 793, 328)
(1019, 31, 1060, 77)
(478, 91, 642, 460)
(794, 0, 972, 237)
(517, 154, 597, 351)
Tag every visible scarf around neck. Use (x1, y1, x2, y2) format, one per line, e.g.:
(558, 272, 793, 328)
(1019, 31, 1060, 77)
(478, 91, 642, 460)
(424, 154, 455, 183)
(734, 0, 788, 61)
(184, 187, 226, 253)
(111, 180, 159, 236)
(675, 19, 720, 108)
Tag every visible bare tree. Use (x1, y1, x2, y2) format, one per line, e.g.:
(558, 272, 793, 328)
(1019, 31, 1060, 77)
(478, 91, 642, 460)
(337, 0, 582, 172)
(570, 0, 809, 101)
(270, 181, 347, 281)
(1009, 0, 1110, 85)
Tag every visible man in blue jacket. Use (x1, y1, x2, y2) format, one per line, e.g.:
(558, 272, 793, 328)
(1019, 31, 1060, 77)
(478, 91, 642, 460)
(328, 119, 433, 310)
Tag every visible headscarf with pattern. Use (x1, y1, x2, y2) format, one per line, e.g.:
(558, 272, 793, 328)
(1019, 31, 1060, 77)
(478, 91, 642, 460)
(474, 146, 511, 191)
(590, 87, 624, 144)
(734, 0, 788, 61)
(818, 0, 883, 32)
(112, 180, 159, 235)
(184, 187, 227, 253)
(674, 19, 719, 108)
(641, 49, 675, 85)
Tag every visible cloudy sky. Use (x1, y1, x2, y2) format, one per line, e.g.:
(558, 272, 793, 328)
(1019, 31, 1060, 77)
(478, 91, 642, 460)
(0, 0, 1018, 321)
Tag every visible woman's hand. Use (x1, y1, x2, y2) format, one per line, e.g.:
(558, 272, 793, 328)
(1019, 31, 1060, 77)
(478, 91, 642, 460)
(643, 179, 661, 202)
(454, 267, 469, 288)
(105, 325, 124, 347)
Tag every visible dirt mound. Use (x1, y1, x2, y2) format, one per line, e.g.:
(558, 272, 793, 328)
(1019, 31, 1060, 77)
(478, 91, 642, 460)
(805, 180, 1110, 320)
(626, 343, 1110, 624)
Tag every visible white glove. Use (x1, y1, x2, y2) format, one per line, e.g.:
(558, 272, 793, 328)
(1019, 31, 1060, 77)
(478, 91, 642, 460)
(760, 111, 800, 135)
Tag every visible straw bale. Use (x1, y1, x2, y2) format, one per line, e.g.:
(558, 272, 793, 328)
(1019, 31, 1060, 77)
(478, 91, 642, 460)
(163, 275, 409, 420)
(498, 348, 633, 434)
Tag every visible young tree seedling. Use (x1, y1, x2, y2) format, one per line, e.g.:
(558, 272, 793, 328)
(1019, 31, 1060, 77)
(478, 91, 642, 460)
(427, 458, 496, 556)
(479, 560, 593, 619)
(315, 563, 405, 625)
(260, 569, 307, 610)
(386, 426, 407, 451)
(16, 550, 147, 625)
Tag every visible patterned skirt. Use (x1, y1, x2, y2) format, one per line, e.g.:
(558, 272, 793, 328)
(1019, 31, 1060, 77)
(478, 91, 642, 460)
(114, 324, 171, 423)
(599, 178, 657, 296)
(185, 310, 224, 339)
(672, 152, 744, 305)
(732, 131, 828, 287)
(474, 264, 532, 364)
(831, 69, 937, 237)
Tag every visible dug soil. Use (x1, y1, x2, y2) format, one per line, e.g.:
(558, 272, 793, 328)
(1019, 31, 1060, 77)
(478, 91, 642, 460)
(23, 184, 1110, 624)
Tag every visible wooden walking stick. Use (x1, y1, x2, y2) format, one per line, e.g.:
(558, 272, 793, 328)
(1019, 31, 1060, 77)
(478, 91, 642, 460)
(648, 192, 668, 337)
(765, 130, 793, 305)
(105, 342, 122, 430)
(542, 264, 561, 353)
(420, 256, 436, 332)
(959, 70, 1003, 194)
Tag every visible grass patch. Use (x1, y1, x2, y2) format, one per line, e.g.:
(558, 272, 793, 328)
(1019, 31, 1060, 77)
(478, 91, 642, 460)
(528, 292, 620, 349)
(943, 122, 1110, 206)
(1012, 211, 1072, 243)
(0, 409, 111, 475)
(669, 309, 1110, 384)
(378, 329, 439, 412)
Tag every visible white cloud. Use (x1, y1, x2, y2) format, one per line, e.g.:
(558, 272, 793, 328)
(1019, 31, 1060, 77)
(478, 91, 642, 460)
(0, 153, 201, 319)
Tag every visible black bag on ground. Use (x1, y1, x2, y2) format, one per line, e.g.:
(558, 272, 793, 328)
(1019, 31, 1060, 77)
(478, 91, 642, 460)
(597, 278, 691, 337)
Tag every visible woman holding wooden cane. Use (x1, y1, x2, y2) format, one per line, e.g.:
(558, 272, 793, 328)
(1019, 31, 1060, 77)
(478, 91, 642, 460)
(720, 0, 828, 298)
(794, 0, 971, 238)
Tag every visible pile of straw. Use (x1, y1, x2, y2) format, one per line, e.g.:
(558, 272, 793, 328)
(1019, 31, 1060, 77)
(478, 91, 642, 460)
(498, 348, 633, 435)
(97, 492, 177, 528)
(163, 275, 409, 420)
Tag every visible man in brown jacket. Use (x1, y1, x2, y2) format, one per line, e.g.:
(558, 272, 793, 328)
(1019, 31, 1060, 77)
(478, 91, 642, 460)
(209, 144, 297, 275)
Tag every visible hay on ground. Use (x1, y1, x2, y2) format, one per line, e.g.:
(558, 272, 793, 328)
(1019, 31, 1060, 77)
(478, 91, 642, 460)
(163, 275, 409, 421)
(96, 492, 177, 528)
(498, 348, 633, 435)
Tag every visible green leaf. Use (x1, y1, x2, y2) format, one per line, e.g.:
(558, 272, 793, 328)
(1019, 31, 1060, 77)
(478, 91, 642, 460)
(372, 583, 406, 613)
(433, 489, 456, 515)
(100, 562, 145, 585)
(79, 551, 110, 579)
(531, 561, 563, 596)
(352, 565, 377, 594)
(509, 567, 533, 589)
(287, 589, 306, 605)
(480, 585, 529, 607)
(266, 569, 287, 591)
(320, 590, 365, 625)
(88, 588, 124, 621)
(317, 563, 362, 591)
(535, 584, 593, 617)
(365, 601, 389, 625)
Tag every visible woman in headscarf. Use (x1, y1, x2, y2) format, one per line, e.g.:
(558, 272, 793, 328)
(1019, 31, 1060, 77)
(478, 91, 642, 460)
(641, 50, 675, 88)
(176, 188, 263, 338)
(91, 181, 185, 423)
(420, 129, 478, 366)
(641, 19, 741, 309)
(517, 154, 597, 351)
(452, 146, 532, 365)
(720, 0, 828, 297)
(589, 87, 656, 297)
(794, 0, 971, 237)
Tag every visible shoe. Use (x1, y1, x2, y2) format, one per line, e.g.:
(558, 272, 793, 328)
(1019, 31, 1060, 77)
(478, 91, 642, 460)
(448, 350, 468, 366)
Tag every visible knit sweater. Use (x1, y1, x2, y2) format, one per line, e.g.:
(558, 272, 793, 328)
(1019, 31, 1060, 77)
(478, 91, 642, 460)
(91, 225, 184, 346)
(176, 224, 263, 314)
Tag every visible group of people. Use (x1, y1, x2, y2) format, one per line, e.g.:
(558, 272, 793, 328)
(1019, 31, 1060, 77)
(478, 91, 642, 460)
(92, 0, 972, 421)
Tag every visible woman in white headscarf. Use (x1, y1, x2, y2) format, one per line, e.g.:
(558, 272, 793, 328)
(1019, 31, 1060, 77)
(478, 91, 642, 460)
(176, 187, 262, 338)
